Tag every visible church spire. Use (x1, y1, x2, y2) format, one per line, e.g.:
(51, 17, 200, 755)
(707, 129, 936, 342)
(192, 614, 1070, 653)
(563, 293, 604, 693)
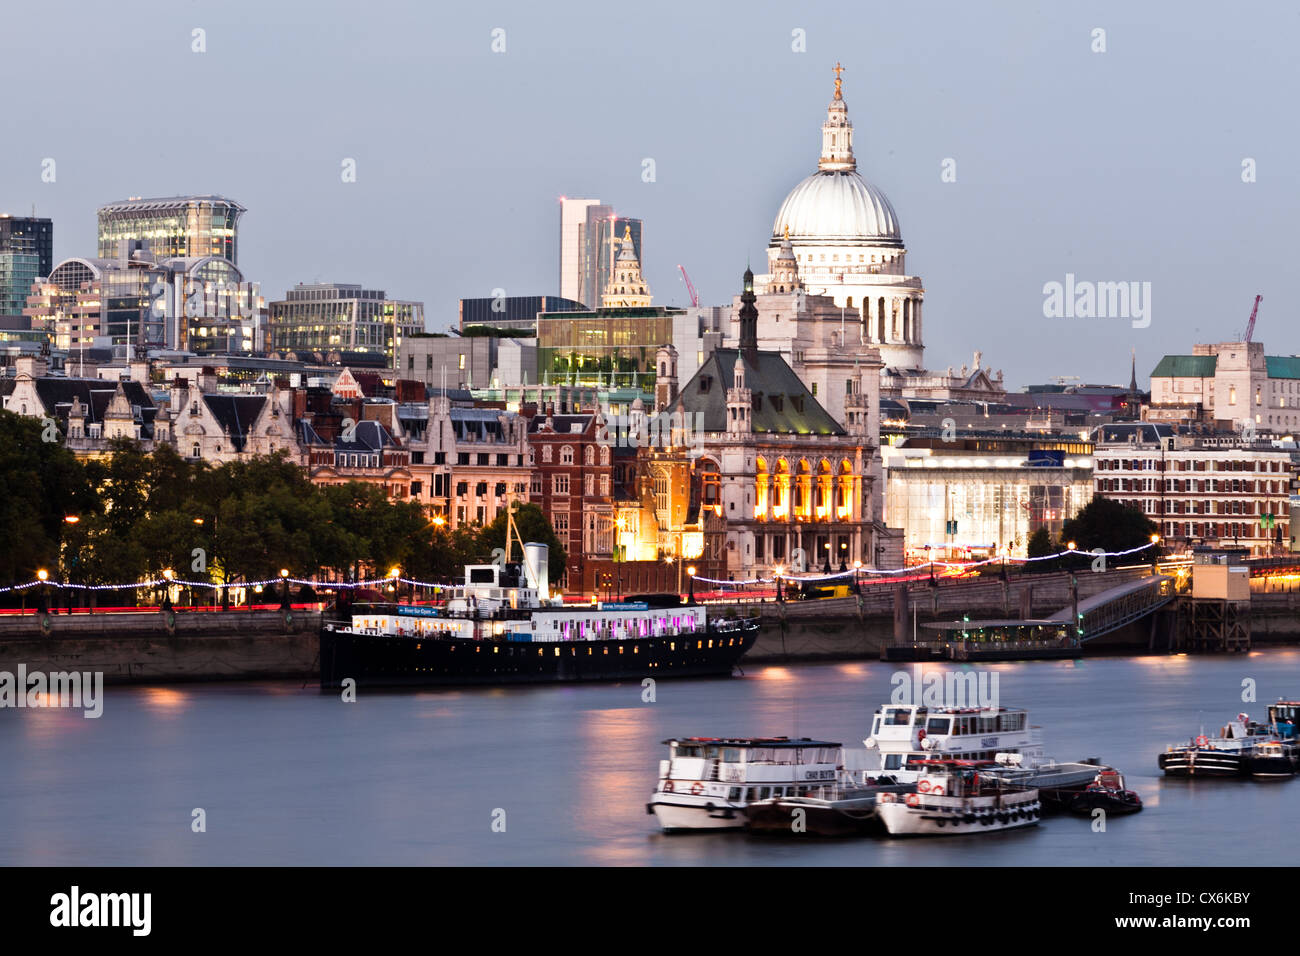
(738, 267, 759, 353)
(819, 62, 855, 172)
(1129, 348, 1138, 392)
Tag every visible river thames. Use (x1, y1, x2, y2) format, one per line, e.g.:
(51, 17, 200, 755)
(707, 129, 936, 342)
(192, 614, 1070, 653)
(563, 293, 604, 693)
(4, 650, 1300, 866)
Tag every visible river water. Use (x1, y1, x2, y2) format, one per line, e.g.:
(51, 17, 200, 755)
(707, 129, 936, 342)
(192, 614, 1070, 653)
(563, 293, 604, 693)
(4, 651, 1300, 866)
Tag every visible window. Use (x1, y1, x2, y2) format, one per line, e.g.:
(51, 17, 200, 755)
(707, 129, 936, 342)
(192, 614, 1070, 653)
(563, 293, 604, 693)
(530, 475, 542, 494)
(553, 474, 570, 495)
(584, 474, 594, 497)
(560, 445, 574, 464)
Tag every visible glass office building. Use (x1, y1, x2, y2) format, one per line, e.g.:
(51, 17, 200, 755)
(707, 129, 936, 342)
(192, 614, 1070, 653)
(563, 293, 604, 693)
(0, 242, 40, 318)
(267, 283, 424, 365)
(585, 215, 642, 310)
(97, 196, 245, 264)
(536, 306, 681, 390)
(0, 215, 53, 277)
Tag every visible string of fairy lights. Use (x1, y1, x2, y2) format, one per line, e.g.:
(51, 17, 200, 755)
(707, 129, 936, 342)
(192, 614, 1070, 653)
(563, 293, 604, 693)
(9, 541, 1161, 594)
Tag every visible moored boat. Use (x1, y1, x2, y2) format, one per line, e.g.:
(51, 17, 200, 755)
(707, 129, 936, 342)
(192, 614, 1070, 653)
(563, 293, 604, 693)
(1067, 769, 1143, 815)
(1248, 739, 1298, 780)
(744, 778, 914, 836)
(874, 760, 1041, 837)
(647, 737, 843, 832)
(320, 543, 757, 689)
(1158, 713, 1275, 777)
(860, 702, 1110, 808)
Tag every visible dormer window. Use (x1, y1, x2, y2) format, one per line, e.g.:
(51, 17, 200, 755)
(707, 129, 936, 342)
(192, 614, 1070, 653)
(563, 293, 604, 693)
(699, 377, 711, 393)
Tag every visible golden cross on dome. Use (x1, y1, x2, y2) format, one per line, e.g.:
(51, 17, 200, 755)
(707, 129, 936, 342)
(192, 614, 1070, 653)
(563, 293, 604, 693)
(833, 62, 844, 98)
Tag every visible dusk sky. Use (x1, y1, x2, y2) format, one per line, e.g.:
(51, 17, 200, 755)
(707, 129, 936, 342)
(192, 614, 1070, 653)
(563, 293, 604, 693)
(3, 0, 1296, 389)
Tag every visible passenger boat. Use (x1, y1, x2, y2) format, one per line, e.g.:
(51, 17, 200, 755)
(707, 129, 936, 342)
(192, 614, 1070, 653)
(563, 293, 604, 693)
(1158, 713, 1276, 777)
(1067, 769, 1143, 815)
(646, 737, 843, 831)
(874, 760, 1041, 837)
(320, 541, 757, 689)
(860, 703, 1107, 808)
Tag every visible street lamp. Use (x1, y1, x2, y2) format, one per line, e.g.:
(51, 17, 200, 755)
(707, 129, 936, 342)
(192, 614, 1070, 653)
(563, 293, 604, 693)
(279, 568, 291, 610)
(687, 565, 696, 604)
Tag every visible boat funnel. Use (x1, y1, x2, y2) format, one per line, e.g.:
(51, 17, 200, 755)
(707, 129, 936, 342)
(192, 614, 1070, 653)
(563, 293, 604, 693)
(523, 542, 549, 600)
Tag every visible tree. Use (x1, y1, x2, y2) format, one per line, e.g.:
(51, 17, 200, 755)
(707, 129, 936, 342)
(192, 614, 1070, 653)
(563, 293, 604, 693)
(0, 411, 95, 587)
(1026, 527, 1054, 560)
(1060, 495, 1159, 557)
(478, 503, 566, 580)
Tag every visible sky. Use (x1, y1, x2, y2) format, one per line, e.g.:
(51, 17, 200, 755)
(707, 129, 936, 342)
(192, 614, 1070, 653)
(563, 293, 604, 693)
(2, 0, 1297, 390)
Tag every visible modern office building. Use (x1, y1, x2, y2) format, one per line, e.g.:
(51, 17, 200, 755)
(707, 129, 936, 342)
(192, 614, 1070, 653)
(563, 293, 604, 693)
(0, 215, 53, 277)
(883, 434, 1095, 562)
(24, 243, 263, 354)
(458, 294, 584, 334)
(556, 198, 645, 309)
(97, 196, 245, 264)
(267, 283, 423, 367)
(536, 305, 683, 391)
(559, 198, 602, 303)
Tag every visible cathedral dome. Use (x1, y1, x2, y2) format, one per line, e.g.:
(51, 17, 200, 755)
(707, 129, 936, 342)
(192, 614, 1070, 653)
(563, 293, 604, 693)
(772, 170, 900, 246)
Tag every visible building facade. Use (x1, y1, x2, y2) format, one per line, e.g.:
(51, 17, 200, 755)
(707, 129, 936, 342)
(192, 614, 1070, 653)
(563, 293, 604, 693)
(97, 196, 244, 264)
(267, 283, 424, 367)
(884, 435, 1095, 562)
(1149, 341, 1300, 435)
(1093, 436, 1295, 555)
(0, 215, 52, 319)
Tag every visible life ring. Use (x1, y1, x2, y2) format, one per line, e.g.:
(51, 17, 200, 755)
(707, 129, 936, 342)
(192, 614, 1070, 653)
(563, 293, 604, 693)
(905, 793, 920, 807)
(1238, 713, 1249, 723)
(1195, 735, 1209, 748)
(930, 785, 945, 796)
(690, 782, 705, 796)
(878, 792, 895, 804)
(663, 780, 674, 793)
(918, 780, 932, 793)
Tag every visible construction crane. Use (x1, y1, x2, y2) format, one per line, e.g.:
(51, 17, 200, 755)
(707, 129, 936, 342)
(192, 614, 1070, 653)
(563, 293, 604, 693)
(677, 265, 699, 307)
(1242, 294, 1262, 342)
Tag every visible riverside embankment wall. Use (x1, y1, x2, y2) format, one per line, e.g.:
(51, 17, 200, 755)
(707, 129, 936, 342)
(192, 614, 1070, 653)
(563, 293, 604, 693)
(1, 569, 1296, 683)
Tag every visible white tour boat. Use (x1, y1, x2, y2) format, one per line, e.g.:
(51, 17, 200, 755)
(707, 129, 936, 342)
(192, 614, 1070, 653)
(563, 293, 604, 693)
(859, 703, 1105, 808)
(875, 760, 1042, 837)
(647, 737, 843, 831)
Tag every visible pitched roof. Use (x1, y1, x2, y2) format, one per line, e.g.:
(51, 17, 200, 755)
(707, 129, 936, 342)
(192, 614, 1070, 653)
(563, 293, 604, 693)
(1151, 355, 1216, 378)
(202, 394, 267, 451)
(675, 348, 844, 435)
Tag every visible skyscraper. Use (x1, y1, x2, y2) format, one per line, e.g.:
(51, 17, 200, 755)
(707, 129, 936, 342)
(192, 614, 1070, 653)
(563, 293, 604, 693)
(559, 198, 601, 302)
(0, 215, 53, 319)
(556, 198, 644, 308)
(97, 196, 245, 264)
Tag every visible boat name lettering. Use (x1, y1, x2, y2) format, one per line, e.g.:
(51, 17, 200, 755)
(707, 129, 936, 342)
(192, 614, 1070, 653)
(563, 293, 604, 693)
(982, 736, 998, 747)
(598, 602, 649, 611)
(804, 770, 835, 780)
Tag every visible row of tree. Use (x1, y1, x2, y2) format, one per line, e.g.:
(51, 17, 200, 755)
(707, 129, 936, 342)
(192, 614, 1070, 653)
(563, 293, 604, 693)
(2, 411, 565, 603)
(1024, 496, 1161, 571)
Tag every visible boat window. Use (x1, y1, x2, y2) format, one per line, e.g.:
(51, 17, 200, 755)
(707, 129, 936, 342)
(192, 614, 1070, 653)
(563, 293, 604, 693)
(883, 709, 912, 726)
(705, 746, 719, 759)
(870, 716, 881, 737)
(884, 754, 904, 770)
(722, 748, 741, 763)
(926, 717, 952, 734)
(728, 788, 741, 800)
(759, 787, 770, 800)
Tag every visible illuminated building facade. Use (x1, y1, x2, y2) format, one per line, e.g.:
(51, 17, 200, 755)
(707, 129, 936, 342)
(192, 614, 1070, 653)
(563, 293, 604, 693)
(883, 435, 1095, 562)
(97, 196, 244, 264)
(536, 305, 681, 391)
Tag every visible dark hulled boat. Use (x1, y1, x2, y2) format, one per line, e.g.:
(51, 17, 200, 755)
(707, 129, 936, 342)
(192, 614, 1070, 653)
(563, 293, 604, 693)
(320, 550, 758, 690)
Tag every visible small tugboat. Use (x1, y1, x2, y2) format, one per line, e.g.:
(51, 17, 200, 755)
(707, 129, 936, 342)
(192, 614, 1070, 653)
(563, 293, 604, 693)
(744, 777, 914, 836)
(1158, 713, 1275, 777)
(861, 703, 1109, 808)
(647, 737, 843, 831)
(1248, 739, 1298, 779)
(874, 760, 1041, 837)
(1068, 769, 1143, 815)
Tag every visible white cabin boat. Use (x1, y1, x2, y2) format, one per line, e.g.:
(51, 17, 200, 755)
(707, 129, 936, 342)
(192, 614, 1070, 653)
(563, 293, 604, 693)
(862, 704, 1045, 780)
(875, 760, 1041, 837)
(647, 737, 844, 831)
